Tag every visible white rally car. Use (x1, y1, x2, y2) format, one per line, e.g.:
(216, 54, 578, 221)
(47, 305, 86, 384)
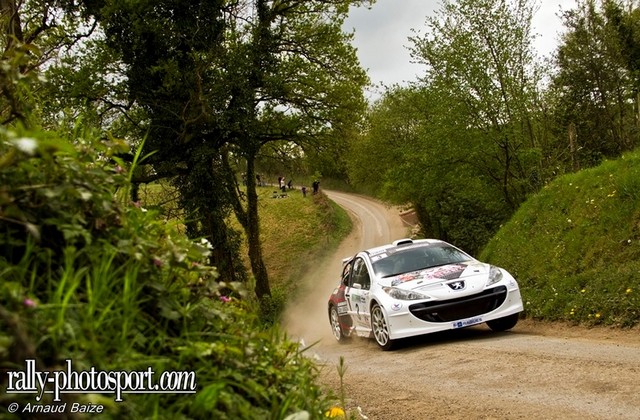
(327, 238, 524, 350)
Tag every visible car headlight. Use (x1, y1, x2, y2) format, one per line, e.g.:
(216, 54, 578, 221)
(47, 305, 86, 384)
(383, 287, 429, 300)
(487, 265, 503, 286)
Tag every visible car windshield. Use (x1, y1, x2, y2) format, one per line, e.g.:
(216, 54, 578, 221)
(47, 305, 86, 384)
(372, 244, 472, 278)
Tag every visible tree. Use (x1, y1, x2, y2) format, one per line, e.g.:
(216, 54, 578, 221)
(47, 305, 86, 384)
(220, 0, 369, 297)
(604, 0, 640, 94)
(350, 84, 510, 254)
(550, 0, 637, 167)
(349, 0, 545, 252)
(63, 0, 370, 299)
(73, 0, 251, 285)
(347, 86, 425, 198)
(409, 0, 544, 209)
(1, 0, 100, 127)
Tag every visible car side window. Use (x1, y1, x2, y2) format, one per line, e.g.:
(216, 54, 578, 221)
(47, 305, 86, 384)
(352, 258, 371, 290)
(341, 261, 352, 286)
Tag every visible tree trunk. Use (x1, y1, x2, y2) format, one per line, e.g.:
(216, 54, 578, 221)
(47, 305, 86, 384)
(245, 154, 271, 299)
(1, 0, 24, 53)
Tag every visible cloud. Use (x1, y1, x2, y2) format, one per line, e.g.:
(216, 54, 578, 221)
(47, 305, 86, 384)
(344, 0, 437, 89)
(343, 0, 577, 96)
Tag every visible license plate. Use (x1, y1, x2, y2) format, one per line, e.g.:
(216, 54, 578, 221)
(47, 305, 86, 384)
(452, 316, 483, 329)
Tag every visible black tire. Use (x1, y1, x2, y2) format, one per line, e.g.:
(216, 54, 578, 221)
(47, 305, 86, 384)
(329, 305, 349, 343)
(486, 313, 519, 332)
(371, 303, 395, 351)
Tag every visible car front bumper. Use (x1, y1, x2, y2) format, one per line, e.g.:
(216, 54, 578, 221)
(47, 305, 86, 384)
(385, 286, 524, 340)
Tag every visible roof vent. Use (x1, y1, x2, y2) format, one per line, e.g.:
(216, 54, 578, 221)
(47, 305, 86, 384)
(392, 238, 414, 246)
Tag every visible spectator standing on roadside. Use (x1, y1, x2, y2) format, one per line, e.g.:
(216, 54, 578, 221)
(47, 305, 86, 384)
(312, 180, 320, 194)
(302, 186, 307, 197)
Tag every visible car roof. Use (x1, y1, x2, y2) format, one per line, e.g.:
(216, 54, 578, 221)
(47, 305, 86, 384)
(342, 238, 446, 264)
(365, 238, 444, 255)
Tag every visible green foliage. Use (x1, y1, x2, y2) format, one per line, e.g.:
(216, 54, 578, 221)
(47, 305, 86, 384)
(409, 0, 544, 208)
(258, 286, 289, 326)
(67, 0, 372, 297)
(480, 149, 640, 327)
(0, 127, 336, 418)
(0, 127, 126, 263)
(550, 0, 639, 165)
(350, 0, 549, 254)
(349, 85, 511, 254)
(0, 41, 44, 125)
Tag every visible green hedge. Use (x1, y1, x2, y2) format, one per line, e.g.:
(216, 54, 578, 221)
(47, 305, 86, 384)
(0, 128, 335, 419)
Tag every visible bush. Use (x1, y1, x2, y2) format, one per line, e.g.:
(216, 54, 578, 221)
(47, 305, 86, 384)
(0, 128, 335, 418)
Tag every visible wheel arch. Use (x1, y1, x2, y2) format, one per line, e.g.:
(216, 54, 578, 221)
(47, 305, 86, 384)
(369, 297, 383, 312)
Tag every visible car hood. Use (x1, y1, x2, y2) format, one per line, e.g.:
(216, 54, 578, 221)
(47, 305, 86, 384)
(381, 261, 490, 291)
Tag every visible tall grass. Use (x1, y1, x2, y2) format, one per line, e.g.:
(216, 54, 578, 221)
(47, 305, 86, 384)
(481, 149, 640, 327)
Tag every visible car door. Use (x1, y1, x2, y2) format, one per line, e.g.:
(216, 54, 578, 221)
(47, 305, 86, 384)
(334, 260, 354, 332)
(346, 257, 372, 335)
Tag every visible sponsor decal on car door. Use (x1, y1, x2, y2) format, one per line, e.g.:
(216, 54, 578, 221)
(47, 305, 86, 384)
(347, 258, 372, 335)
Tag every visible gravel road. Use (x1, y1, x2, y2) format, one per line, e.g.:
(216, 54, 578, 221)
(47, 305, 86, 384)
(282, 191, 640, 420)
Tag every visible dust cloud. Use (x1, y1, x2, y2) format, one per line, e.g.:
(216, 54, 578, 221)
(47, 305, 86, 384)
(281, 231, 361, 347)
(281, 191, 409, 348)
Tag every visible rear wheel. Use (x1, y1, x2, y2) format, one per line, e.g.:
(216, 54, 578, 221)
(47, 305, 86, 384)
(486, 313, 519, 332)
(330, 306, 349, 343)
(371, 303, 395, 351)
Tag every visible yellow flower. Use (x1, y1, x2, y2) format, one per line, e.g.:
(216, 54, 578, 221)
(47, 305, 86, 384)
(581, 289, 586, 293)
(595, 313, 601, 319)
(626, 288, 632, 294)
(325, 407, 345, 418)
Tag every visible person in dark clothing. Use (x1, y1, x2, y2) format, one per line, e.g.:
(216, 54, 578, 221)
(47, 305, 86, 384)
(312, 180, 320, 194)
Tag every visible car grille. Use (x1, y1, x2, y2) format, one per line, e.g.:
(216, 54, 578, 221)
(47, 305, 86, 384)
(408, 286, 507, 323)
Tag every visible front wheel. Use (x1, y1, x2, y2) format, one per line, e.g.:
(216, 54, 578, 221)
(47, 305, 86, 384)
(329, 306, 349, 343)
(486, 313, 519, 332)
(371, 303, 395, 351)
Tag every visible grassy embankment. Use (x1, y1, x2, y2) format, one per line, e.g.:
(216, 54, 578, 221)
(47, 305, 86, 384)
(242, 186, 352, 292)
(481, 150, 640, 327)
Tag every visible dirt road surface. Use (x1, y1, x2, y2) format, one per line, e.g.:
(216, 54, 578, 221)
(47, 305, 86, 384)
(282, 191, 640, 420)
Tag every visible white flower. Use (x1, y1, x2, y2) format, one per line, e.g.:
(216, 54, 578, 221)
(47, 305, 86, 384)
(284, 411, 309, 420)
(200, 237, 213, 250)
(357, 407, 369, 419)
(12, 137, 38, 155)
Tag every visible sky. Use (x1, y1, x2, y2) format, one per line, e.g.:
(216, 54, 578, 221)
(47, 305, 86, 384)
(343, 0, 578, 98)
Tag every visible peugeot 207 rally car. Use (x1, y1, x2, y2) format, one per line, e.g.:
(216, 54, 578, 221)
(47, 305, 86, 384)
(327, 238, 524, 350)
